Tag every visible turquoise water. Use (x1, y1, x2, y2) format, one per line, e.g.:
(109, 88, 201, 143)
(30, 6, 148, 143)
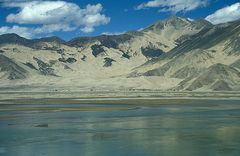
(0, 99, 240, 156)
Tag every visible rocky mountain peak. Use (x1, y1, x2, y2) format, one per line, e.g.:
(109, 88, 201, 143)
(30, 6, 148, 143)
(145, 16, 199, 32)
(166, 16, 190, 24)
(0, 33, 31, 46)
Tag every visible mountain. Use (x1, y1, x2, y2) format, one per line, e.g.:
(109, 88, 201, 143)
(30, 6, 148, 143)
(131, 19, 240, 91)
(0, 34, 65, 49)
(0, 33, 32, 47)
(177, 64, 240, 91)
(0, 54, 27, 80)
(33, 36, 65, 44)
(0, 16, 239, 91)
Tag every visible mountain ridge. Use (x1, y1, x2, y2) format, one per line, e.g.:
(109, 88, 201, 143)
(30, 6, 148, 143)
(0, 16, 213, 46)
(0, 16, 239, 91)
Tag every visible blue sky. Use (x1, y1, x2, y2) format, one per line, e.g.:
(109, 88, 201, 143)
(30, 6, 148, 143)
(0, 0, 239, 40)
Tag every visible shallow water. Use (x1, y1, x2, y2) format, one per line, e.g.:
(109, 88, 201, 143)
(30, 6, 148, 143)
(0, 99, 240, 156)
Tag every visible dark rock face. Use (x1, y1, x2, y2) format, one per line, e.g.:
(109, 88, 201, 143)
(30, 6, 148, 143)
(68, 34, 133, 49)
(0, 54, 27, 80)
(0, 50, 4, 53)
(141, 47, 164, 58)
(56, 49, 65, 55)
(91, 45, 105, 57)
(211, 80, 232, 91)
(175, 35, 192, 45)
(33, 57, 56, 76)
(58, 57, 77, 63)
(81, 55, 87, 61)
(98, 34, 133, 49)
(122, 52, 130, 59)
(68, 37, 96, 47)
(66, 58, 77, 63)
(103, 57, 116, 67)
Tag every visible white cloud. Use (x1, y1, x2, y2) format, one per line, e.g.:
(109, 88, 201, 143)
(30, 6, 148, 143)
(0, 25, 35, 38)
(0, 24, 78, 39)
(205, 3, 240, 24)
(136, 0, 208, 13)
(1, 1, 110, 37)
(187, 18, 194, 22)
(81, 27, 94, 33)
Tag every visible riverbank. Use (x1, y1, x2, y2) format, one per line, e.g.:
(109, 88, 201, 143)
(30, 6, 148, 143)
(0, 91, 240, 101)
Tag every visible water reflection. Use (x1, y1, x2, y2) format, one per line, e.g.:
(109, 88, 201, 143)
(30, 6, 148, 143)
(0, 100, 240, 156)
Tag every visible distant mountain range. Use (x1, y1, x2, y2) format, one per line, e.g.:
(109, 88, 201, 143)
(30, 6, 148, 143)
(0, 16, 239, 91)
